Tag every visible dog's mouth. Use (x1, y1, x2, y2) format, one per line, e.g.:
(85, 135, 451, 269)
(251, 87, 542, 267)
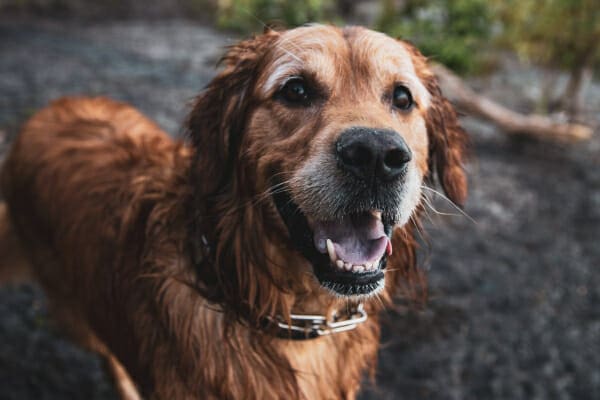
(272, 185, 393, 298)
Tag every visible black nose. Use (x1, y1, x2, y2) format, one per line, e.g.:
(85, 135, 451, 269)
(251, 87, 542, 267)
(336, 127, 412, 183)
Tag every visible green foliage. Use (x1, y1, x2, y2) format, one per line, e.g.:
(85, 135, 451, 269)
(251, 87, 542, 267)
(492, 0, 600, 70)
(377, 0, 494, 74)
(216, 0, 335, 32)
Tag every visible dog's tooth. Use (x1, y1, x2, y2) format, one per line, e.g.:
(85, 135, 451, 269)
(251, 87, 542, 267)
(365, 262, 372, 270)
(326, 239, 337, 263)
(353, 265, 365, 273)
(336, 259, 344, 269)
(344, 262, 353, 271)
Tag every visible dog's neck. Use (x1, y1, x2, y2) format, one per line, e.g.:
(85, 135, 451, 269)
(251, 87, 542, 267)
(264, 302, 368, 340)
(189, 260, 369, 342)
(187, 204, 378, 339)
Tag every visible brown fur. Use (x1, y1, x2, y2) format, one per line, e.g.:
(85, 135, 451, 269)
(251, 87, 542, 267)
(0, 25, 467, 399)
(0, 203, 31, 283)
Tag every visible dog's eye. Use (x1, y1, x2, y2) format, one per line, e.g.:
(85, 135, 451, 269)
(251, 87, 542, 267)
(279, 78, 311, 105)
(392, 85, 413, 110)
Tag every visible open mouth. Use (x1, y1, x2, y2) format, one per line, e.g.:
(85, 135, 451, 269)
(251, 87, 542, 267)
(272, 185, 393, 297)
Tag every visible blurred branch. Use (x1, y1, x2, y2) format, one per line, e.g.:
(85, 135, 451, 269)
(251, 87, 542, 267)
(432, 64, 593, 142)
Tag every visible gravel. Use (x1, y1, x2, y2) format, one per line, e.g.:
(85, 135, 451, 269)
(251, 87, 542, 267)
(1, 18, 599, 400)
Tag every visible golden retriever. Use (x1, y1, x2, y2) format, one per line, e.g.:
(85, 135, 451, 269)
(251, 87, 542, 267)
(0, 25, 467, 399)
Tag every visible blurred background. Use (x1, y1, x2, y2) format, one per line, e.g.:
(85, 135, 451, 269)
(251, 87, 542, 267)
(0, 1, 599, 399)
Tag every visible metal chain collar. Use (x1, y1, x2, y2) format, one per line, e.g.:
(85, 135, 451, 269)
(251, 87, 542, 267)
(195, 235, 369, 340)
(268, 303, 368, 340)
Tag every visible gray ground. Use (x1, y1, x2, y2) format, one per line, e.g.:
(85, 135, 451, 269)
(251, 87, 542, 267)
(1, 19, 599, 400)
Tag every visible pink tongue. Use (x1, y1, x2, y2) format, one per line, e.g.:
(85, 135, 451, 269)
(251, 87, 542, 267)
(313, 213, 389, 265)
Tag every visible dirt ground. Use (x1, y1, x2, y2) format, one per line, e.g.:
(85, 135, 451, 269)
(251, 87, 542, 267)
(1, 19, 599, 400)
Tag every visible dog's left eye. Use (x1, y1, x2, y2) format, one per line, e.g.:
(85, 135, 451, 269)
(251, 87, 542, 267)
(279, 78, 311, 106)
(392, 85, 414, 110)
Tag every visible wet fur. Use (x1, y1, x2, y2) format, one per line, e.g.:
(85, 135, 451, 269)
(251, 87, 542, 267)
(0, 26, 466, 399)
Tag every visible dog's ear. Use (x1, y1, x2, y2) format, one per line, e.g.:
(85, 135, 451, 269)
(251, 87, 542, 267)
(405, 42, 468, 207)
(186, 31, 279, 196)
(423, 74, 468, 207)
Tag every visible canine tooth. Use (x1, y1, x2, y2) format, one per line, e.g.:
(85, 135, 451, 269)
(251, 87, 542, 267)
(344, 262, 353, 271)
(326, 239, 337, 263)
(370, 210, 382, 220)
(336, 260, 344, 269)
(353, 265, 365, 273)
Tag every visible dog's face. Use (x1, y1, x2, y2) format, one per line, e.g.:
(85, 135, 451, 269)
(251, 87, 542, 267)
(189, 25, 466, 301)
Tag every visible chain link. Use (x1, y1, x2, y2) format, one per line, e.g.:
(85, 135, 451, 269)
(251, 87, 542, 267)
(271, 304, 367, 337)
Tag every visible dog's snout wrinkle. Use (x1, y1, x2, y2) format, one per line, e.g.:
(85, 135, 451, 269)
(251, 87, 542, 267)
(336, 127, 412, 184)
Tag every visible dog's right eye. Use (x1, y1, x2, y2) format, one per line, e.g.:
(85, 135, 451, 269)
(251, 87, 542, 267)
(278, 78, 311, 106)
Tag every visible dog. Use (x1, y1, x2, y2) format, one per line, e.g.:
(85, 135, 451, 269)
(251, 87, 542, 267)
(0, 25, 467, 399)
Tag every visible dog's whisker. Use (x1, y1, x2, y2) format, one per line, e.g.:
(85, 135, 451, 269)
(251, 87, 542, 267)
(275, 36, 305, 63)
(248, 176, 301, 204)
(420, 194, 442, 226)
(382, 267, 408, 273)
(193, 176, 303, 219)
(372, 291, 386, 309)
(417, 194, 436, 226)
(409, 213, 427, 240)
(420, 185, 477, 225)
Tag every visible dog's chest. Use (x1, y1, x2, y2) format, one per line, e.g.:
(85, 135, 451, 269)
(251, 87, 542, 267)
(278, 325, 379, 400)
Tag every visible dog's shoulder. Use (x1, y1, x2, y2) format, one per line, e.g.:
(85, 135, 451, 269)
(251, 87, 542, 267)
(16, 96, 174, 154)
(1, 96, 192, 258)
(3, 95, 191, 196)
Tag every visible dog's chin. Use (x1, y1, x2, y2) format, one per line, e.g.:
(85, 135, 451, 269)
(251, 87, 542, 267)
(272, 186, 395, 299)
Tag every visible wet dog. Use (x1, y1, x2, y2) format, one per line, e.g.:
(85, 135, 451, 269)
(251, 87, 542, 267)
(0, 25, 467, 399)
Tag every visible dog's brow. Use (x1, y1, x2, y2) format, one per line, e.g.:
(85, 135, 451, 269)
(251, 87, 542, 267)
(352, 32, 432, 109)
(259, 26, 347, 96)
(260, 28, 431, 109)
(263, 57, 304, 94)
(380, 62, 431, 109)
(261, 51, 336, 97)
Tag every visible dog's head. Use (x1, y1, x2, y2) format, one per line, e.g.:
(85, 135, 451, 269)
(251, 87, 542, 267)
(188, 25, 466, 303)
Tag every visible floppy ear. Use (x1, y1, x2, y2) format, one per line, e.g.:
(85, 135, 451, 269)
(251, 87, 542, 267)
(402, 40, 467, 206)
(186, 30, 279, 197)
(423, 74, 468, 207)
